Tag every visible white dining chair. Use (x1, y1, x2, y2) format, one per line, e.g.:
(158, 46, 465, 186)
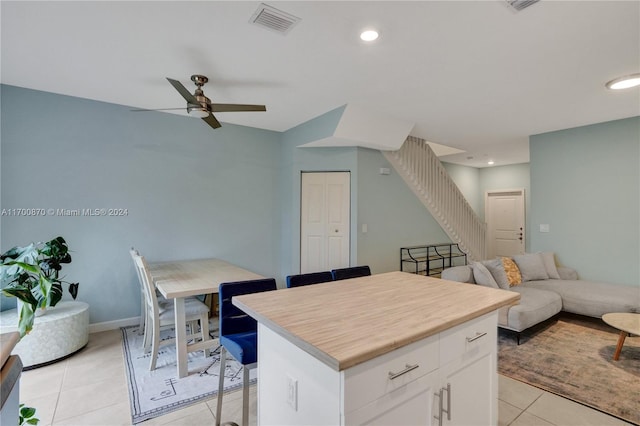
(130, 248, 205, 350)
(130, 248, 178, 350)
(133, 254, 211, 370)
(130, 248, 148, 336)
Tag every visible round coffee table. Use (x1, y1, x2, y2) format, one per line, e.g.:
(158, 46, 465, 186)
(602, 312, 640, 361)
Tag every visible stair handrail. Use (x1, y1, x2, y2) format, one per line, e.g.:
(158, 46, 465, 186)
(382, 136, 486, 261)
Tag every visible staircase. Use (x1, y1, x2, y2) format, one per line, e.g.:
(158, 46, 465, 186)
(382, 136, 486, 261)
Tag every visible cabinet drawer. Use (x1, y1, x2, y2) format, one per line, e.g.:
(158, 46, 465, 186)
(439, 311, 497, 363)
(343, 334, 439, 414)
(343, 369, 439, 425)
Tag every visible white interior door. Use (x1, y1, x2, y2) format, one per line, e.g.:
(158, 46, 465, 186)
(485, 189, 525, 258)
(300, 172, 350, 273)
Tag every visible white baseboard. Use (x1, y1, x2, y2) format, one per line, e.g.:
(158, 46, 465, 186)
(89, 316, 140, 333)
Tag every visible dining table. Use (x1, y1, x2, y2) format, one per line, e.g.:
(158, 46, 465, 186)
(147, 258, 263, 378)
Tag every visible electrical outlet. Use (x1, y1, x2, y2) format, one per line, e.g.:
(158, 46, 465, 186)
(286, 375, 298, 411)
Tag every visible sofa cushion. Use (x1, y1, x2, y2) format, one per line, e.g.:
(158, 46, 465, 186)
(471, 262, 499, 288)
(502, 257, 522, 286)
(557, 267, 578, 281)
(483, 258, 511, 289)
(513, 253, 549, 282)
(499, 286, 562, 332)
(540, 251, 561, 279)
(441, 265, 474, 283)
(521, 279, 640, 318)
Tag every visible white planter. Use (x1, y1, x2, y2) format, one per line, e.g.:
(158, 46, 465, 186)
(1, 301, 89, 367)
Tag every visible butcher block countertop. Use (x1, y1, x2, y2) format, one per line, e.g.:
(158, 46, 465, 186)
(0, 332, 20, 368)
(233, 271, 519, 371)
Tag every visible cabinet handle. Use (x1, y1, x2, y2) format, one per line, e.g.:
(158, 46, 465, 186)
(466, 332, 487, 342)
(434, 388, 444, 426)
(443, 382, 451, 421)
(388, 363, 419, 380)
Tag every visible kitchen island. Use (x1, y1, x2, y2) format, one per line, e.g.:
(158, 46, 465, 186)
(233, 271, 519, 425)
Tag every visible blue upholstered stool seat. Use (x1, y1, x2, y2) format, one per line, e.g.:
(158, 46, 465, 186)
(219, 332, 257, 365)
(216, 278, 276, 426)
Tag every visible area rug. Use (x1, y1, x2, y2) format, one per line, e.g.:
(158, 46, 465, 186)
(498, 313, 640, 425)
(121, 324, 255, 424)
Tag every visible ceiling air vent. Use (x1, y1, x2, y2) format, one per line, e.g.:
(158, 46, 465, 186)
(506, 0, 540, 12)
(250, 3, 301, 35)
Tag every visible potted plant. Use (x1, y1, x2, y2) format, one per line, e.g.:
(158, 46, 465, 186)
(1, 236, 79, 337)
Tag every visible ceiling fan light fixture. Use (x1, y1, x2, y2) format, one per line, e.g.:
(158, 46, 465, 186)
(605, 73, 640, 90)
(187, 105, 209, 118)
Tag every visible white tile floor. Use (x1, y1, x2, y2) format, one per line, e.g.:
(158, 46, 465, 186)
(19, 329, 632, 426)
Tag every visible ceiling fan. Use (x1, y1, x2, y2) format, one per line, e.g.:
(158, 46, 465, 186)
(135, 75, 266, 129)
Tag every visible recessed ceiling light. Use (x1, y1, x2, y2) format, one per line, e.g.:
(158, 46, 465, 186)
(487, 160, 495, 165)
(605, 73, 640, 90)
(360, 30, 379, 42)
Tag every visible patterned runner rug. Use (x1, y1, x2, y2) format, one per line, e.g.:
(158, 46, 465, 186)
(121, 324, 254, 424)
(498, 313, 640, 425)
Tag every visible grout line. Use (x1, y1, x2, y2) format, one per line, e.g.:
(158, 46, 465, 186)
(522, 390, 545, 412)
(49, 359, 69, 425)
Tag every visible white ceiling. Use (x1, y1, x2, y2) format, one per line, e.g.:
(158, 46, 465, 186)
(1, 1, 638, 168)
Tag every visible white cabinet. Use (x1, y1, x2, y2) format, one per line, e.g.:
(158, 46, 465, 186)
(438, 352, 495, 426)
(257, 311, 498, 426)
(344, 369, 440, 425)
(438, 310, 498, 426)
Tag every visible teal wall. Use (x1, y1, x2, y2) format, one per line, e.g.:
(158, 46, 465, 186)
(444, 162, 531, 252)
(1, 85, 282, 323)
(530, 117, 639, 286)
(1, 87, 448, 324)
(10, 83, 629, 324)
(279, 106, 357, 278)
(278, 106, 448, 276)
(357, 148, 449, 272)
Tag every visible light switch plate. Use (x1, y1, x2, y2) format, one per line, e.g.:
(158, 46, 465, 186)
(539, 224, 550, 233)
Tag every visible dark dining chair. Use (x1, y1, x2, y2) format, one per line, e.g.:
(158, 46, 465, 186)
(286, 270, 334, 288)
(331, 265, 372, 281)
(216, 278, 277, 426)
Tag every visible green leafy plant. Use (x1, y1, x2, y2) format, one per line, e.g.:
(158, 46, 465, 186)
(1, 236, 79, 337)
(19, 403, 40, 425)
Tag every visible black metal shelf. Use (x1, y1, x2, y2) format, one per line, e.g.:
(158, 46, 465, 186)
(400, 243, 467, 277)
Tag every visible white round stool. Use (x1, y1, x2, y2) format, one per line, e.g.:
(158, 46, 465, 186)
(0, 301, 89, 368)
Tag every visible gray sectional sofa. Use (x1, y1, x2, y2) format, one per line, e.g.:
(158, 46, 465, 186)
(441, 252, 640, 343)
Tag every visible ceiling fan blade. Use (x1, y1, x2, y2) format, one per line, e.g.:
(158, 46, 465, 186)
(202, 113, 222, 129)
(130, 107, 186, 112)
(210, 103, 267, 112)
(166, 78, 201, 106)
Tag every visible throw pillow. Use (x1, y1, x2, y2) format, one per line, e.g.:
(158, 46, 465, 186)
(471, 262, 500, 289)
(513, 253, 549, 282)
(482, 258, 510, 289)
(501, 257, 522, 286)
(539, 251, 561, 279)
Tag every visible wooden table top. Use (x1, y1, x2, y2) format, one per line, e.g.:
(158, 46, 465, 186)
(148, 258, 263, 299)
(602, 313, 640, 335)
(233, 271, 520, 370)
